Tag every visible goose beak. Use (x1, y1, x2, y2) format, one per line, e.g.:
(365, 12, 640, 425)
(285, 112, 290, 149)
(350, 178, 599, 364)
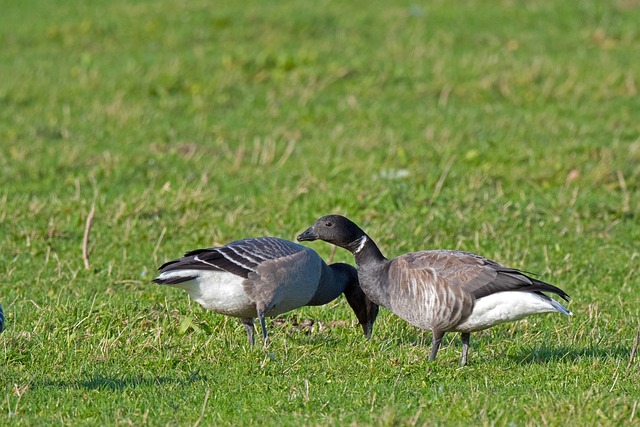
(363, 320, 374, 340)
(297, 227, 318, 242)
(345, 287, 379, 340)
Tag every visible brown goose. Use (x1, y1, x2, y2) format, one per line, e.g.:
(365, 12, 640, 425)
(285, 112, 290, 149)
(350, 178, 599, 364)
(297, 215, 571, 366)
(154, 237, 378, 346)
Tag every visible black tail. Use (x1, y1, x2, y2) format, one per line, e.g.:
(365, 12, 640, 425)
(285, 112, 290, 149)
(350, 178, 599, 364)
(152, 275, 198, 285)
(496, 268, 571, 301)
(530, 277, 570, 301)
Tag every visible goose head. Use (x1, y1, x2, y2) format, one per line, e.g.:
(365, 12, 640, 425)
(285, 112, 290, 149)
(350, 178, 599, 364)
(297, 215, 366, 253)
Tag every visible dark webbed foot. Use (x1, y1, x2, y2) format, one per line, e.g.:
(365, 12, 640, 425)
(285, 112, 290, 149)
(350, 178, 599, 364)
(241, 318, 256, 346)
(429, 330, 445, 361)
(460, 332, 471, 366)
(257, 309, 268, 347)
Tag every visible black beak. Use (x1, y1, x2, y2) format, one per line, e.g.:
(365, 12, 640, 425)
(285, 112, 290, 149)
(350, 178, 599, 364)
(297, 227, 318, 242)
(343, 280, 379, 340)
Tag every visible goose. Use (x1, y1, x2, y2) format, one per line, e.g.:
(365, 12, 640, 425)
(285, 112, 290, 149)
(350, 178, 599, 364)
(153, 236, 378, 346)
(297, 215, 572, 366)
(0, 303, 4, 333)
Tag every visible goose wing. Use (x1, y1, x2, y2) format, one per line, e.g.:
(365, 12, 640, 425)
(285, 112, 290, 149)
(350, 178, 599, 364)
(397, 250, 569, 301)
(387, 255, 474, 330)
(156, 237, 305, 279)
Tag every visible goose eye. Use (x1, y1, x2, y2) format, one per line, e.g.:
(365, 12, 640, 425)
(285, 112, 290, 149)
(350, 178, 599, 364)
(325, 221, 333, 227)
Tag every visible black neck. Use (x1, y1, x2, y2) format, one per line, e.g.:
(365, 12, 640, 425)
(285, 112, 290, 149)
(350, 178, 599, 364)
(347, 235, 386, 266)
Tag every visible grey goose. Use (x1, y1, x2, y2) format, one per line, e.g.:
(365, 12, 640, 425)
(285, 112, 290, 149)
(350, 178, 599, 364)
(297, 215, 572, 366)
(154, 236, 379, 346)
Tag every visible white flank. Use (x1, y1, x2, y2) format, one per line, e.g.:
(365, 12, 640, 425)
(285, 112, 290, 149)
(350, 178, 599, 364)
(157, 270, 254, 318)
(455, 291, 571, 333)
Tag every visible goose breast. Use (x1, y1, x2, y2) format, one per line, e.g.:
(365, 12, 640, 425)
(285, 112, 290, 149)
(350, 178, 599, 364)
(387, 254, 475, 331)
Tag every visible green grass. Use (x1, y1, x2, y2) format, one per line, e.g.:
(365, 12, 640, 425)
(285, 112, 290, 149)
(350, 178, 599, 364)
(1, 0, 639, 425)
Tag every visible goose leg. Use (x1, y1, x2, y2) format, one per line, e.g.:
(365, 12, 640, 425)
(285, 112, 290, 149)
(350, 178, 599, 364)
(257, 309, 268, 347)
(241, 318, 255, 346)
(429, 330, 445, 361)
(460, 332, 471, 367)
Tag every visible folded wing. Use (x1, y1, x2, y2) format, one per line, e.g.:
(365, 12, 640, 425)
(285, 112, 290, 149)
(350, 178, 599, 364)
(400, 250, 569, 301)
(154, 237, 304, 283)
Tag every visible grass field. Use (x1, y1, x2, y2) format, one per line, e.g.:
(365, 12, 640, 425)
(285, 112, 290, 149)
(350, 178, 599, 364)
(1, 0, 639, 425)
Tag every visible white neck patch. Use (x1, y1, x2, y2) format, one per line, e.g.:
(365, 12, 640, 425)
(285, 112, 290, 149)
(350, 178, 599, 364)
(354, 236, 367, 254)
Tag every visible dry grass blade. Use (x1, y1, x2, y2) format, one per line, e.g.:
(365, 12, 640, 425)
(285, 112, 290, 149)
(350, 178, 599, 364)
(82, 203, 96, 270)
(193, 389, 211, 427)
(616, 170, 630, 213)
(328, 244, 337, 264)
(152, 227, 167, 264)
(432, 155, 456, 201)
(276, 139, 297, 168)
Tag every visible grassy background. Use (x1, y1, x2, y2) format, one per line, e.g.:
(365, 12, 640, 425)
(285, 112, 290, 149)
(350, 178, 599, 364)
(1, 0, 639, 425)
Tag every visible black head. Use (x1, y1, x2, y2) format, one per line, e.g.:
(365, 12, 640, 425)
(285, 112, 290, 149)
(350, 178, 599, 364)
(331, 263, 379, 339)
(297, 215, 366, 251)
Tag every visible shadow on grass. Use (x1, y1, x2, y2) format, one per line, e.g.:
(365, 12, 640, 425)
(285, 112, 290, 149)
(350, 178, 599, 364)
(36, 371, 207, 391)
(511, 345, 632, 364)
(371, 330, 633, 366)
